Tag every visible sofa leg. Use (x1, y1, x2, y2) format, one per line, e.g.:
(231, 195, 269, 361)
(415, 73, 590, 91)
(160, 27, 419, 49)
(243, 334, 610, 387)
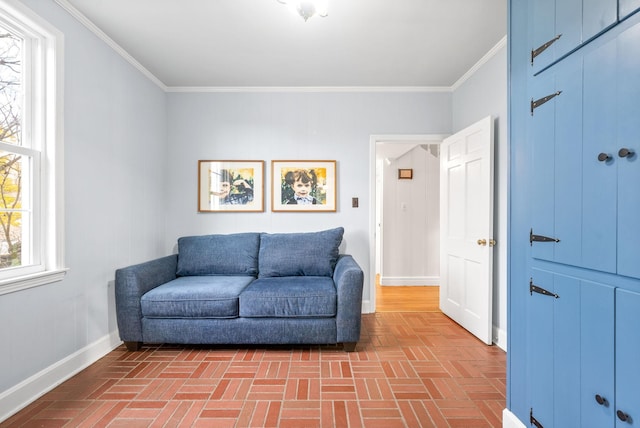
(124, 341, 142, 351)
(343, 342, 357, 352)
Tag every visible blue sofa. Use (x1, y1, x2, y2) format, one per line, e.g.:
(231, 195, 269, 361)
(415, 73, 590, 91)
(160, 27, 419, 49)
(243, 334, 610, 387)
(115, 227, 364, 352)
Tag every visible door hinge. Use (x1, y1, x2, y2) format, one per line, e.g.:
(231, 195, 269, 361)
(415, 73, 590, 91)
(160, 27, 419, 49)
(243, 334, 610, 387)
(531, 91, 562, 115)
(530, 279, 559, 299)
(531, 34, 562, 65)
(530, 229, 560, 246)
(530, 408, 544, 428)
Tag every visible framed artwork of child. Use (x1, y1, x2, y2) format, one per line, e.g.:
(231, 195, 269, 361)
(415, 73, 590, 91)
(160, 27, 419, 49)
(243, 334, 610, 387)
(271, 160, 337, 212)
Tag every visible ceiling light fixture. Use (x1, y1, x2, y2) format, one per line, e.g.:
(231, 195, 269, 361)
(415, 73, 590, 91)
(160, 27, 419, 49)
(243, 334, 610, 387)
(277, 0, 328, 21)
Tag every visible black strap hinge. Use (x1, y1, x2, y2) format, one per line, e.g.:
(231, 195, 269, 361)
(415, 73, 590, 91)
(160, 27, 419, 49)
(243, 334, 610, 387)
(531, 91, 562, 115)
(530, 408, 544, 428)
(531, 34, 562, 65)
(530, 279, 559, 299)
(530, 229, 560, 246)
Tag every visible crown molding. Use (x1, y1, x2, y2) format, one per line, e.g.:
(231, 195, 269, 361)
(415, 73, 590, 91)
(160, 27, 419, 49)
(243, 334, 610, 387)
(52, 0, 167, 91)
(165, 86, 453, 93)
(450, 36, 507, 91)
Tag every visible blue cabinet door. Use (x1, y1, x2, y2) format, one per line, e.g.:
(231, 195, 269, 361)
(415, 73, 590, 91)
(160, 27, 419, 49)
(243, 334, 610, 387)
(530, 55, 583, 267)
(615, 288, 640, 427)
(583, 38, 617, 274)
(616, 23, 640, 280)
(581, 281, 615, 428)
(529, 269, 555, 425)
(552, 274, 581, 427)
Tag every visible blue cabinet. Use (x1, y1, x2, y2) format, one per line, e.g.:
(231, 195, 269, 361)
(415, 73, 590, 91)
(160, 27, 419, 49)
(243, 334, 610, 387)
(509, 1, 640, 427)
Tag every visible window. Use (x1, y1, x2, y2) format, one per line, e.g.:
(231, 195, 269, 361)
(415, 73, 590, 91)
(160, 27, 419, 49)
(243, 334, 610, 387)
(0, 0, 64, 294)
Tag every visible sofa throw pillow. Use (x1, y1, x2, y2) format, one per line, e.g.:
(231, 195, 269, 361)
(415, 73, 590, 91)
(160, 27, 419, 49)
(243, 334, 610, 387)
(258, 227, 344, 278)
(176, 233, 260, 276)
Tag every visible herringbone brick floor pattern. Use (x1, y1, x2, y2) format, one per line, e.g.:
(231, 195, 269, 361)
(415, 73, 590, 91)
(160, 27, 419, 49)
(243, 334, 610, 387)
(2, 312, 506, 427)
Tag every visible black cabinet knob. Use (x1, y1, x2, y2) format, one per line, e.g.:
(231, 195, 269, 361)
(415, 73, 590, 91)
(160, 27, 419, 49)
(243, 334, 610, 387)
(598, 153, 611, 162)
(595, 394, 608, 406)
(619, 148, 635, 158)
(617, 410, 630, 422)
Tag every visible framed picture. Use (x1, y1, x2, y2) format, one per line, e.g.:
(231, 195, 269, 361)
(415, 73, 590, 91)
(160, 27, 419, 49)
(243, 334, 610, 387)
(272, 160, 337, 212)
(198, 160, 264, 212)
(398, 168, 413, 179)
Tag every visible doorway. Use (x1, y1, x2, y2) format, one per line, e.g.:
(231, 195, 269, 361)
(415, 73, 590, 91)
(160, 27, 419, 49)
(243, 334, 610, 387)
(369, 134, 447, 312)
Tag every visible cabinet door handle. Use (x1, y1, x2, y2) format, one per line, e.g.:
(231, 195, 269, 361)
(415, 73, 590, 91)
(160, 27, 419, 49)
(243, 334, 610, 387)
(595, 394, 608, 406)
(598, 153, 611, 162)
(617, 410, 630, 422)
(619, 148, 635, 158)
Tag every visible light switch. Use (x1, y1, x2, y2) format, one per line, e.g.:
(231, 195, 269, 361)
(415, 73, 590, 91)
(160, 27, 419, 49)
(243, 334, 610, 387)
(352, 197, 359, 208)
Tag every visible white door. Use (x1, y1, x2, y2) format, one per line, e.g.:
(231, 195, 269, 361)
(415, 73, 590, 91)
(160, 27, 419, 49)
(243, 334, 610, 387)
(440, 116, 494, 344)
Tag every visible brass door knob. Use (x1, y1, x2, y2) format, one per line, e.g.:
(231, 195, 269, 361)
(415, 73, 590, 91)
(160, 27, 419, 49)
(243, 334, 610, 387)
(477, 239, 487, 246)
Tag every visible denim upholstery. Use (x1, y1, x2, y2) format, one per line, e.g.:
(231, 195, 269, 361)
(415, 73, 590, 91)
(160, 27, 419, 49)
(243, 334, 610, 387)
(141, 276, 254, 319)
(177, 233, 260, 276)
(239, 276, 336, 318)
(258, 227, 343, 278)
(115, 229, 363, 350)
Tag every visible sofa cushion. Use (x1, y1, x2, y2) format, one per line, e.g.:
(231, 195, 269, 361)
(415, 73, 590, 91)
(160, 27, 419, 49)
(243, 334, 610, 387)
(177, 233, 260, 276)
(258, 227, 343, 277)
(239, 276, 337, 318)
(141, 276, 255, 319)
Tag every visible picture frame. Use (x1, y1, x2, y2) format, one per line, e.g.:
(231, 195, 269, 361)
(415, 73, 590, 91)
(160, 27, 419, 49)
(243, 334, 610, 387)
(198, 160, 264, 212)
(271, 160, 337, 212)
(398, 168, 413, 179)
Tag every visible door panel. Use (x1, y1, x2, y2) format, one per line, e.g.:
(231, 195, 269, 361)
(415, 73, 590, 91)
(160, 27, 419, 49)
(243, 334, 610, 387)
(440, 116, 494, 344)
(583, 38, 617, 274)
(616, 24, 640, 280)
(581, 280, 615, 428)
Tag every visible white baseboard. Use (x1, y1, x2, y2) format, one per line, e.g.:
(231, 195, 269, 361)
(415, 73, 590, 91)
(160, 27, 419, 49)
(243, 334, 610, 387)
(0, 331, 122, 423)
(493, 325, 507, 351)
(379, 276, 439, 286)
(503, 408, 526, 428)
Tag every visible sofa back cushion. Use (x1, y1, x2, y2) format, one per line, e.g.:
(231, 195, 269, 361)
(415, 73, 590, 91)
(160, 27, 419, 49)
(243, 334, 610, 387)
(177, 233, 260, 276)
(258, 227, 344, 277)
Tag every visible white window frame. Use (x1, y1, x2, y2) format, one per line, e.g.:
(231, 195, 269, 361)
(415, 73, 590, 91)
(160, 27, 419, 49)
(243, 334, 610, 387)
(0, 0, 66, 295)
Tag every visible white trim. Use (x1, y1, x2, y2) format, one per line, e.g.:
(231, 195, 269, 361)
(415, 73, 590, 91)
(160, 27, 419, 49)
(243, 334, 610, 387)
(502, 408, 527, 428)
(379, 276, 440, 286)
(0, 268, 68, 296)
(451, 36, 507, 91)
(166, 86, 452, 93)
(493, 325, 507, 351)
(52, 0, 167, 91)
(0, 331, 122, 423)
(0, 0, 68, 291)
(361, 299, 373, 314)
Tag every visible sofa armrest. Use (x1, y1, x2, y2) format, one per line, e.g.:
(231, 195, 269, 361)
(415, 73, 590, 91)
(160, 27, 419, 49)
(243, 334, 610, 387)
(115, 254, 178, 342)
(333, 255, 364, 344)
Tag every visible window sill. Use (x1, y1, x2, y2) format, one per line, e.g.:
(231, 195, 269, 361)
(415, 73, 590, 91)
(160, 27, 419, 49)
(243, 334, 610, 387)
(0, 268, 70, 296)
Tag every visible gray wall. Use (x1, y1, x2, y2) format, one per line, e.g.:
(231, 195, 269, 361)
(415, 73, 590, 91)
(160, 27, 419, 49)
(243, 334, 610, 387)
(165, 91, 453, 306)
(452, 41, 508, 345)
(0, 0, 167, 408)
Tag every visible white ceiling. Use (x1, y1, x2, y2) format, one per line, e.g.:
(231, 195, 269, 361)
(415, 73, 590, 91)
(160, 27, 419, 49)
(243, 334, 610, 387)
(60, 0, 507, 89)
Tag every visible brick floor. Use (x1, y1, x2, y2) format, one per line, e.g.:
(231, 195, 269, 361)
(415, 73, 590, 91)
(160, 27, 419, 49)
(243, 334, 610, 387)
(1, 312, 506, 427)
